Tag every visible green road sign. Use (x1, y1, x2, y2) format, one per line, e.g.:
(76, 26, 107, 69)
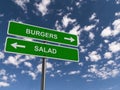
(8, 21, 78, 46)
(5, 37, 79, 62)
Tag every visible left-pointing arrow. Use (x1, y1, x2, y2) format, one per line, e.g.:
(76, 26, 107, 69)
(11, 42, 26, 49)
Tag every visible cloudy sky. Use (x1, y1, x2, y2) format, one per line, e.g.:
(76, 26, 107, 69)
(0, 0, 120, 90)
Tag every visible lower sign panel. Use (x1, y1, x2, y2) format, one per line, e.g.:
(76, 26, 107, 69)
(5, 37, 79, 62)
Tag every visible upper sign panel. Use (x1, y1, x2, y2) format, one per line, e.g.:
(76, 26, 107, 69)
(8, 21, 78, 46)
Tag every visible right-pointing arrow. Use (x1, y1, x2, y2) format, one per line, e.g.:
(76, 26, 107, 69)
(64, 37, 75, 42)
(11, 42, 26, 49)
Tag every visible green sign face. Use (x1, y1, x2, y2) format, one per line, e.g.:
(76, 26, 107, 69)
(5, 37, 79, 62)
(8, 21, 78, 46)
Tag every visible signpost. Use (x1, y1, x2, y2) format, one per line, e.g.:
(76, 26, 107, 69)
(8, 21, 78, 46)
(5, 37, 79, 62)
(5, 21, 79, 90)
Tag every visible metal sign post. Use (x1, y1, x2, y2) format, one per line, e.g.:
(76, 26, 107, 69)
(41, 57, 46, 90)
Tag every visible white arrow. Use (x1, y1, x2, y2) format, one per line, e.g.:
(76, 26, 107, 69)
(64, 37, 75, 42)
(11, 42, 26, 49)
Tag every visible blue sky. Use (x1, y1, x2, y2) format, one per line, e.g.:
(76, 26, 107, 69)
(0, 0, 120, 90)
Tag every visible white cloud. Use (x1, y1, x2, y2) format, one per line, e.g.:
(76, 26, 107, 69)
(104, 52, 112, 59)
(21, 70, 37, 80)
(115, 54, 120, 60)
(62, 15, 76, 28)
(86, 79, 93, 82)
(37, 64, 42, 73)
(12, 0, 29, 11)
(0, 14, 4, 17)
(28, 71, 36, 80)
(0, 82, 10, 87)
(0, 52, 5, 59)
(101, 19, 120, 37)
(109, 41, 120, 53)
(3, 55, 20, 67)
(85, 56, 89, 61)
(2, 76, 8, 81)
(101, 27, 112, 37)
(88, 51, 101, 62)
(69, 25, 80, 35)
(9, 74, 16, 82)
(0, 69, 16, 87)
(112, 19, 120, 36)
(98, 43, 103, 48)
(111, 69, 119, 77)
(55, 20, 63, 31)
(21, 61, 53, 80)
(3, 56, 18, 66)
(55, 14, 77, 33)
(21, 70, 25, 74)
(0, 69, 6, 76)
(98, 68, 116, 79)
(89, 32, 95, 40)
(3, 55, 35, 67)
(50, 74, 55, 77)
(88, 65, 97, 73)
(53, 69, 63, 77)
(83, 24, 96, 31)
(89, 13, 96, 21)
(115, 12, 120, 17)
(37, 62, 53, 73)
(66, 7, 73, 11)
(65, 62, 72, 65)
(115, 0, 120, 4)
(68, 70, 80, 75)
(107, 60, 116, 65)
(24, 62, 32, 68)
(82, 74, 93, 78)
(78, 62, 83, 66)
(104, 40, 109, 43)
(89, 13, 99, 23)
(80, 46, 87, 53)
(24, 55, 35, 60)
(56, 70, 61, 73)
(35, 0, 52, 16)
(75, 0, 82, 7)
(87, 62, 120, 80)
(46, 62, 53, 69)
